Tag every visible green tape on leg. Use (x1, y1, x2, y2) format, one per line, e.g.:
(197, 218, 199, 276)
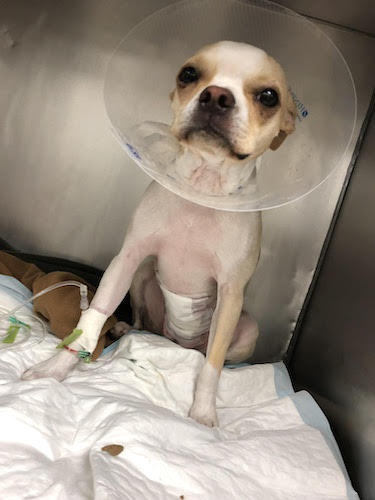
(56, 329, 83, 349)
(2, 325, 21, 343)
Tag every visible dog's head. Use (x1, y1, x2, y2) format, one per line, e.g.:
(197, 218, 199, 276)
(170, 41, 297, 162)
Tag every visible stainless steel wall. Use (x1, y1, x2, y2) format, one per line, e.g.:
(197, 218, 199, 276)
(279, 0, 375, 35)
(0, 0, 374, 361)
(289, 95, 375, 500)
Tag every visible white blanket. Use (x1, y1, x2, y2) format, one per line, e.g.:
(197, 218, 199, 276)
(0, 279, 358, 499)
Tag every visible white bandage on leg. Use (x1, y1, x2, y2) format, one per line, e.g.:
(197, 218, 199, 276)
(69, 307, 108, 354)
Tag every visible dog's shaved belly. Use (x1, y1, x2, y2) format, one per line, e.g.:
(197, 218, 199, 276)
(155, 195, 221, 295)
(153, 199, 219, 349)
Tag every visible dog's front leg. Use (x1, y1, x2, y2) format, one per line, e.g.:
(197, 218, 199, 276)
(22, 234, 152, 381)
(189, 285, 243, 427)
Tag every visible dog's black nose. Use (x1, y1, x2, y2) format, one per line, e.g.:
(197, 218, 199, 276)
(199, 86, 235, 114)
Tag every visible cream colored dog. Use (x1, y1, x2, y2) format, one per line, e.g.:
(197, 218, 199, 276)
(23, 41, 296, 427)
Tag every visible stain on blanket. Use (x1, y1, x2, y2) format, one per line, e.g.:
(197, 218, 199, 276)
(101, 444, 124, 456)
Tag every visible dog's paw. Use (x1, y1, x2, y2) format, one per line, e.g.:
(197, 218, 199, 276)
(110, 321, 132, 339)
(189, 401, 219, 427)
(21, 350, 79, 382)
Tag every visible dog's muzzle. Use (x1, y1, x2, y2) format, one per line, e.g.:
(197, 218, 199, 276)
(198, 86, 235, 114)
(185, 86, 249, 160)
(194, 86, 235, 132)
(184, 86, 234, 146)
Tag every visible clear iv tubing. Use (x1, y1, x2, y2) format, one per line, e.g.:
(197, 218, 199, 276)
(0, 281, 89, 323)
(0, 280, 89, 347)
(0, 280, 89, 350)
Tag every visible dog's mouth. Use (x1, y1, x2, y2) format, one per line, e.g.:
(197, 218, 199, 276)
(183, 124, 250, 161)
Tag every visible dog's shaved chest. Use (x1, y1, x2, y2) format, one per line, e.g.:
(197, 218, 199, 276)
(136, 183, 260, 296)
(157, 203, 221, 294)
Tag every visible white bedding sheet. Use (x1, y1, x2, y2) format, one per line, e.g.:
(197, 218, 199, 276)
(0, 279, 358, 499)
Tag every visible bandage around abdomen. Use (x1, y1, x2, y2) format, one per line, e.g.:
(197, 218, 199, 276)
(158, 277, 216, 340)
(104, 0, 356, 211)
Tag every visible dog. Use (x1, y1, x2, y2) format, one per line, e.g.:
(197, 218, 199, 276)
(22, 41, 296, 427)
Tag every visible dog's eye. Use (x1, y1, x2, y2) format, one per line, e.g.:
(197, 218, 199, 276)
(256, 88, 279, 107)
(178, 66, 199, 84)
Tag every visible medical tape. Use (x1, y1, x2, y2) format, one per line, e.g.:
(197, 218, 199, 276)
(56, 328, 92, 362)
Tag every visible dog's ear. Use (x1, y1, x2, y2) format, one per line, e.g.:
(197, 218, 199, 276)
(270, 90, 297, 151)
(169, 89, 175, 101)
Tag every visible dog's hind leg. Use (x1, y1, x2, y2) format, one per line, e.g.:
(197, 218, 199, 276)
(225, 310, 258, 363)
(130, 256, 165, 334)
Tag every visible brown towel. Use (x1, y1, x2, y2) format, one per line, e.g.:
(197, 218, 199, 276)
(0, 251, 117, 359)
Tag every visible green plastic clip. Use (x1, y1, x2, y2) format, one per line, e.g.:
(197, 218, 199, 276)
(2, 316, 31, 344)
(56, 329, 83, 349)
(9, 316, 31, 329)
(78, 350, 91, 359)
(2, 325, 21, 344)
